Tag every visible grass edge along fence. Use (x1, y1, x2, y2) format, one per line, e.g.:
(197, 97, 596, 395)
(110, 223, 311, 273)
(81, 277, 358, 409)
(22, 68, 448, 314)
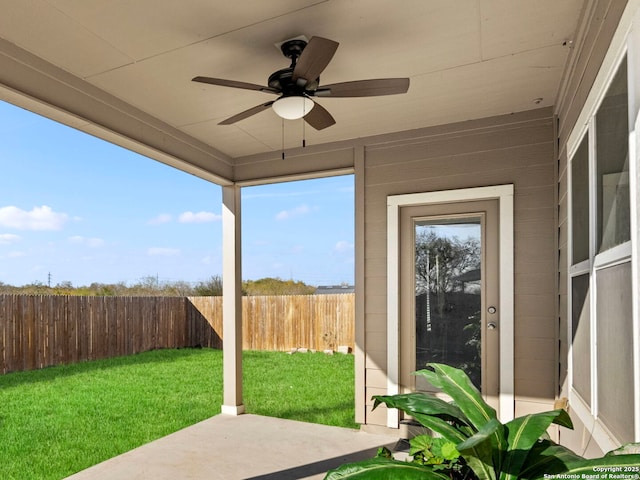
(0, 293, 354, 374)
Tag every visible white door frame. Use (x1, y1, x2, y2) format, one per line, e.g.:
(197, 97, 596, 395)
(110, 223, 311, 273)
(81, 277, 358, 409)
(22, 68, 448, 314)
(386, 184, 514, 427)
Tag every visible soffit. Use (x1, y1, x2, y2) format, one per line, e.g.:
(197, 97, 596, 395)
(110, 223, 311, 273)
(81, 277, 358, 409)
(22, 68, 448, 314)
(0, 0, 584, 173)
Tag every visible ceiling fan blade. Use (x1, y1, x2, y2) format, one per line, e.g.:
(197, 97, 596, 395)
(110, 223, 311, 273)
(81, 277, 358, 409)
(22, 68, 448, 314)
(292, 37, 339, 86)
(192, 76, 279, 94)
(219, 101, 274, 125)
(315, 78, 410, 97)
(304, 102, 336, 130)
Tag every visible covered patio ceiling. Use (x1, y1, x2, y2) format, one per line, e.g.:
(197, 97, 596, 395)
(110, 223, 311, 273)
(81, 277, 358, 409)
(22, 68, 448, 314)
(0, 0, 583, 185)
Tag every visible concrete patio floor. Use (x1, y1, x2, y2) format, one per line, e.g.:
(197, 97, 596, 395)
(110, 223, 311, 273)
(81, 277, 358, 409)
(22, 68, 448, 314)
(64, 414, 400, 480)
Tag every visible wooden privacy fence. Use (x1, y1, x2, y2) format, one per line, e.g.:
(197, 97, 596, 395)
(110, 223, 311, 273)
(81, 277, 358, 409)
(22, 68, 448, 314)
(0, 294, 354, 374)
(190, 294, 354, 352)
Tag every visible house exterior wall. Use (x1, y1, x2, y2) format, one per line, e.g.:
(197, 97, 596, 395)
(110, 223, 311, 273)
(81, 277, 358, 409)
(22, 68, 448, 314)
(360, 107, 557, 428)
(555, 0, 630, 456)
(225, 0, 637, 452)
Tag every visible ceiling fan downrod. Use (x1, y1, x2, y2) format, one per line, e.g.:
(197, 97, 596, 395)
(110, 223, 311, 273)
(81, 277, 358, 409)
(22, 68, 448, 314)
(281, 39, 307, 67)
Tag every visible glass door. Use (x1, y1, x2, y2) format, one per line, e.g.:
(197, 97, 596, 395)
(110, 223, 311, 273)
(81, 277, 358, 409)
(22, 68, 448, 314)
(400, 200, 499, 409)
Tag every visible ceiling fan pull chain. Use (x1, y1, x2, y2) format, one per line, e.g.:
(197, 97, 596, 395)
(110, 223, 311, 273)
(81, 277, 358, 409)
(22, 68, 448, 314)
(302, 116, 306, 148)
(281, 117, 285, 160)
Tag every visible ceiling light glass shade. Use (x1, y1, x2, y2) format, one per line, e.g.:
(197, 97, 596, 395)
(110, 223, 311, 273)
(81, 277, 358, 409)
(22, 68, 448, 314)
(272, 96, 315, 119)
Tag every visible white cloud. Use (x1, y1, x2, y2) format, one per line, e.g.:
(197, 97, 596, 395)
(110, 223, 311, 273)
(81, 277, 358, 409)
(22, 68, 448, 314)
(275, 204, 311, 221)
(178, 211, 221, 223)
(147, 247, 180, 256)
(0, 205, 68, 230)
(0, 233, 21, 245)
(148, 213, 173, 225)
(334, 240, 354, 253)
(8, 251, 25, 258)
(68, 235, 105, 247)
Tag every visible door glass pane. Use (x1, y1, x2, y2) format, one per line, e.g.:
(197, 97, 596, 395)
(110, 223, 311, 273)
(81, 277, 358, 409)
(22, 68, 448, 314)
(571, 135, 589, 264)
(415, 217, 482, 390)
(596, 56, 629, 252)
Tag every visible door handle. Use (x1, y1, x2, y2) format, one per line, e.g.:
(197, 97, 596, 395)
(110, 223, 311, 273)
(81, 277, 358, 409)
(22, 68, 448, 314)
(487, 322, 497, 330)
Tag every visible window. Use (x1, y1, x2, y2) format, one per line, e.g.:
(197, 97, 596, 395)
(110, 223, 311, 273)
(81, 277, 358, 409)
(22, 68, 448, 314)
(571, 136, 589, 265)
(595, 60, 630, 253)
(568, 55, 635, 446)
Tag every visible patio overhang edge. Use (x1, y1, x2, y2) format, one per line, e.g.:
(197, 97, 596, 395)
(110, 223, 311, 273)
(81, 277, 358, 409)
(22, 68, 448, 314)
(0, 37, 234, 186)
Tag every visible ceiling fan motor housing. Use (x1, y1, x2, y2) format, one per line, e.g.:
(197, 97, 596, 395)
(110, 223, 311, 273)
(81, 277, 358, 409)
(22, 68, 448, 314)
(268, 68, 318, 94)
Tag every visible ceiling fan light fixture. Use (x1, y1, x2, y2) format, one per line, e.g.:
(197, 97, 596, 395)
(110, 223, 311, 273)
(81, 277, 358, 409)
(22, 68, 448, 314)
(272, 95, 314, 120)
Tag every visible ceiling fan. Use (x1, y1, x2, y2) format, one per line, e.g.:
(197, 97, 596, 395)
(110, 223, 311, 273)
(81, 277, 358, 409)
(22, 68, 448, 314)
(192, 36, 410, 130)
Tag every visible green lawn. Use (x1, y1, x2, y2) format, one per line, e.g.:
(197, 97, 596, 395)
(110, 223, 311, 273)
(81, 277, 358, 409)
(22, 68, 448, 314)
(0, 348, 356, 480)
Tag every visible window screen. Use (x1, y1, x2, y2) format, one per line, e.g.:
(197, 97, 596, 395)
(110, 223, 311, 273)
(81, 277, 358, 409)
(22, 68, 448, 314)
(596, 262, 634, 443)
(571, 274, 590, 404)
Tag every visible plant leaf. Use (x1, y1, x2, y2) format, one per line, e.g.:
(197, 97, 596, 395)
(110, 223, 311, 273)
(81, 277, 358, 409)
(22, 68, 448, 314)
(440, 441, 461, 461)
(419, 364, 498, 431)
(410, 412, 471, 443)
(518, 440, 585, 479)
(605, 442, 640, 456)
(456, 418, 502, 480)
(419, 364, 506, 458)
(372, 394, 471, 443)
(372, 393, 471, 426)
(549, 454, 640, 478)
(549, 408, 573, 429)
(377, 446, 393, 459)
(409, 434, 434, 457)
(323, 457, 451, 480)
(500, 409, 574, 480)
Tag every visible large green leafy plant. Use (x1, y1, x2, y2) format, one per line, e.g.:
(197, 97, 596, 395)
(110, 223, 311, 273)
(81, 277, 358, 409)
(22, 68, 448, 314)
(325, 363, 640, 479)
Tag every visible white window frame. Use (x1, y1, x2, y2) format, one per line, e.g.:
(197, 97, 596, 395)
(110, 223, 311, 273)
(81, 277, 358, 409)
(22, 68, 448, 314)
(566, 0, 640, 450)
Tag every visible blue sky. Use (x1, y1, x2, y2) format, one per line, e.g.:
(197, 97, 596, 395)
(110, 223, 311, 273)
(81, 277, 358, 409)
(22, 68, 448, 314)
(0, 101, 354, 287)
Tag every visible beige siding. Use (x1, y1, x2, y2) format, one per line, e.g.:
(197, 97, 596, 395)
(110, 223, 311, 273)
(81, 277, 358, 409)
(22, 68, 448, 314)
(557, 0, 628, 148)
(558, 151, 569, 398)
(363, 107, 556, 426)
(554, 0, 628, 455)
(234, 146, 355, 184)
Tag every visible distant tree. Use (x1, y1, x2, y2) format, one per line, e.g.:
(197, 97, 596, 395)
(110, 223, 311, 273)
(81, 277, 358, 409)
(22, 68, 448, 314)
(193, 275, 223, 296)
(165, 280, 195, 297)
(137, 275, 160, 290)
(82, 282, 129, 296)
(53, 281, 74, 295)
(22, 281, 51, 295)
(0, 281, 18, 294)
(242, 277, 315, 296)
(0, 275, 318, 297)
(128, 276, 165, 296)
(415, 230, 480, 296)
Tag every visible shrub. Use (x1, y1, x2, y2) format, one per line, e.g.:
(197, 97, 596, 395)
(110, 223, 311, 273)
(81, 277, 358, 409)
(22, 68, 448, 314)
(325, 363, 640, 479)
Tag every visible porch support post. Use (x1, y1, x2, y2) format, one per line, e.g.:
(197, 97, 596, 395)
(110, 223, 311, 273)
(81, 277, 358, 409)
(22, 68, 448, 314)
(221, 184, 245, 415)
